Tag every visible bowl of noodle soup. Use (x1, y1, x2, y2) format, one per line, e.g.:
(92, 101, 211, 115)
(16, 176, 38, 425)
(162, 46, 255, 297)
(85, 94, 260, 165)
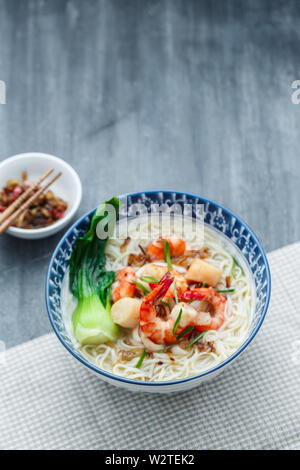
(46, 191, 271, 393)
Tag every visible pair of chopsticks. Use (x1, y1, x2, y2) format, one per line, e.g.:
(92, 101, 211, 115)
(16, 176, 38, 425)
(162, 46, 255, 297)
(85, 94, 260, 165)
(0, 169, 62, 235)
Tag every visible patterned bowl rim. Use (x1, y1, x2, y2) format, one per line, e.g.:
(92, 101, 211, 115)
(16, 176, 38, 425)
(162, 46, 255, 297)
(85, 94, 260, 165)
(45, 190, 271, 387)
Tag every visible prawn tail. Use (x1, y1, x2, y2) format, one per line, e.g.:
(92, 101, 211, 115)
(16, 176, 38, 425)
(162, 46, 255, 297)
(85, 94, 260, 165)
(158, 271, 172, 285)
(146, 272, 174, 303)
(148, 271, 174, 292)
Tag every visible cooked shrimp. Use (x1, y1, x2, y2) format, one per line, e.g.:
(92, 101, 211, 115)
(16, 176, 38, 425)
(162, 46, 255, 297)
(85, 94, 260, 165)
(140, 273, 197, 346)
(112, 267, 136, 303)
(165, 269, 188, 298)
(147, 237, 186, 261)
(181, 287, 226, 331)
(146, 267, 188, 299)
(140, 273, 179, 345)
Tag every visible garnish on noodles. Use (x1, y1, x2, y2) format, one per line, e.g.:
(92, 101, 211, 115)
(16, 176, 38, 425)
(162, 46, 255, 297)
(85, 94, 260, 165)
(173, 308, 182, 335)
(62, 200, 253, 382)
(163, 239, 173, 270)
(136, 349, 147, 369)
(231, 256, 245, 278)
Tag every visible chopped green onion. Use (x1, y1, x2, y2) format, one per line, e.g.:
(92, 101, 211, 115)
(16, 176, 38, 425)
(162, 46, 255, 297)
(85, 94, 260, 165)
(140, 275, 160, 284)
(176, 326, 194, 340)
(136, 349, 147, 368)
(217, 288, 235, 293)
(173, 308, 182, 335)
(131, 281, 150, 295)
(231, 256, 245, 278)
(174, 280, 179, 304)
(163, 239, 172, 270)
(160, 300, 170, 307)
(157, 347, 169, 353)
(186, 330, 208, 348)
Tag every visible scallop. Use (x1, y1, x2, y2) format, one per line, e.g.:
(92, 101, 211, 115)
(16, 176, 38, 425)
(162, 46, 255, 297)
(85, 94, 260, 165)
(186, 259, 221, 287)
(111, 297, 142, 329)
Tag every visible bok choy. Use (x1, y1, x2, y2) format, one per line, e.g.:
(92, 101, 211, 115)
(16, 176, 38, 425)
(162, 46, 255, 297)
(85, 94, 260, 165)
(69, 197, 120, 345)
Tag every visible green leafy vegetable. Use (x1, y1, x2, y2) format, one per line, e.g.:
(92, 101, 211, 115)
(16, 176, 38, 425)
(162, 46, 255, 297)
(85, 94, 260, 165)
(231, 256, 245, 279)
(136, 349, 146, 368)
(217, 288, 235, 293)
(70, 197, 120, 345)
(173, 308, 182, 335)
(201, 282, 206, 287)
(186, 330, 208, 348)
(131, 281, 150, 295)
(163, 239, 172, 270)
(176, 326, 194, 340)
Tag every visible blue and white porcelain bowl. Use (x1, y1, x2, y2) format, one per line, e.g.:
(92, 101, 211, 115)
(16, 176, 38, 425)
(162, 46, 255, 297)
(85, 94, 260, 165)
(46, 191, 271, 393)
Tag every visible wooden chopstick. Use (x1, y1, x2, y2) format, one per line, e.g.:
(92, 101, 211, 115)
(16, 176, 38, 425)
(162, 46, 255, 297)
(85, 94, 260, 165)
(0, 168, 54, 225)
(0, 172, 62, 235)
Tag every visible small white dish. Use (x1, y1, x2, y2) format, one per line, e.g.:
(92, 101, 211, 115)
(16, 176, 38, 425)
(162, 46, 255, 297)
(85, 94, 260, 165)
(0, 152, 82, 239)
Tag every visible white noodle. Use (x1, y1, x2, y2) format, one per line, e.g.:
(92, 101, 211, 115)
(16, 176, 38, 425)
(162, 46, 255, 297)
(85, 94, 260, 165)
(62, 215, 254, 382)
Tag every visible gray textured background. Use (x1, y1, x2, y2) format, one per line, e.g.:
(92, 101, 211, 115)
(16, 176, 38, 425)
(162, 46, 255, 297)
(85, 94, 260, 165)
(0, 0, 299, 348)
